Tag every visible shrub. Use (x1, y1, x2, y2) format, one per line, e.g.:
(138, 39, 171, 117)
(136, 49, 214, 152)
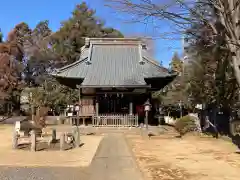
(230, 121, 240, 136)
(174, 115, 197, 137)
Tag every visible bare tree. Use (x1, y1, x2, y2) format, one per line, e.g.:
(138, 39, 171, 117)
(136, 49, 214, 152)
(213, 0, 240, 85)
(125, 34, 156, 56)
(106, 0, 240, 86)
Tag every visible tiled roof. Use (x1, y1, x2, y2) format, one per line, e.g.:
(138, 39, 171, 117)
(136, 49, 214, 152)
(52, 38, 175, 87)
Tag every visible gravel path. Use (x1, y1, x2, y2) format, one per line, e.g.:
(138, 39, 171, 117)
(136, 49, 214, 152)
(87, 133, 144, 180)
(0, 166, 89, 180)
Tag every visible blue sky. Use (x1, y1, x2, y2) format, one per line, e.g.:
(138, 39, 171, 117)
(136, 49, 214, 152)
(0, 0, 182, 67)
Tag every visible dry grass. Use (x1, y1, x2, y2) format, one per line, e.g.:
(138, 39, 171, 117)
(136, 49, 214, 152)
(0, 125, 102, 167)
(126, 128, 240, 180)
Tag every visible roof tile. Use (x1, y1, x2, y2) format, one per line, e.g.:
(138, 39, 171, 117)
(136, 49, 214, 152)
(53, 39, 174, 87)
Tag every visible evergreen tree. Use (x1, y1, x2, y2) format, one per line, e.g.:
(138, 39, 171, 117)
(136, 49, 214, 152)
(0, 2, 124, 114)
(24, 2, 124, 111)
(24, 20, 53, 86)
(153, 52, 188, 106)
(170, 52, 183, 73)
(0, 29, 2, 43)
(50, 2, 123, 66)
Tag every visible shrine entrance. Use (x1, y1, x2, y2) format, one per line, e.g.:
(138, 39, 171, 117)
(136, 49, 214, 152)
(98, 94, 130, 114)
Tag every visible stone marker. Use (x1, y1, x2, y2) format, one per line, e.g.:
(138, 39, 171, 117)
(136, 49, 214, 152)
(47, 138, 52, 147)
(60, 133, 65, 151)
(73, 126, 80, 148)
(12, 130, 18, 149)
(15, 121, 21, 134)
(30, 130, 36, 151)
(158, 125, 165, 134)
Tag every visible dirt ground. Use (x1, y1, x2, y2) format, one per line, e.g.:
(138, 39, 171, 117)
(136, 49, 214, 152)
(0, 125, 102, 167)
(126, 128, 240, 180)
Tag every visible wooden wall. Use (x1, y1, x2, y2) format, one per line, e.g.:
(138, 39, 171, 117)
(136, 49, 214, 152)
(79, 98, 95, 116)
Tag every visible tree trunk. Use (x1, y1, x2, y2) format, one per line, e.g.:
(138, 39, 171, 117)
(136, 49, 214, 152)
(232, 51, 240, 86)
(218, 0, 240, 87)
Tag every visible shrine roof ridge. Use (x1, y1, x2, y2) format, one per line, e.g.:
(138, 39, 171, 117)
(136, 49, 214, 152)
(84, 37, 147, 47)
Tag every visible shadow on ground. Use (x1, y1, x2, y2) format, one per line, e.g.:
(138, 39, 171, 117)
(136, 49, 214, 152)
(17, 141, 85, 151)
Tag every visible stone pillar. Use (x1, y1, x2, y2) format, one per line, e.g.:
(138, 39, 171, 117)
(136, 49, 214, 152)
(73, 126, 80, 148)
(51, 129, 57, 143)
(12, 130, 18, 149)
(30, 130, 36, 152)
(60, 133, 65, 151)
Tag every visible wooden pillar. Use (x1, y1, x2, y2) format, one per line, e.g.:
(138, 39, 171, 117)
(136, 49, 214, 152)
(129, 97, 133, 115)
(148, 91, 152, 102)
(95, 96, 99, 116)
(78, 87, 84, 126)
(92, 96, 99, 126)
